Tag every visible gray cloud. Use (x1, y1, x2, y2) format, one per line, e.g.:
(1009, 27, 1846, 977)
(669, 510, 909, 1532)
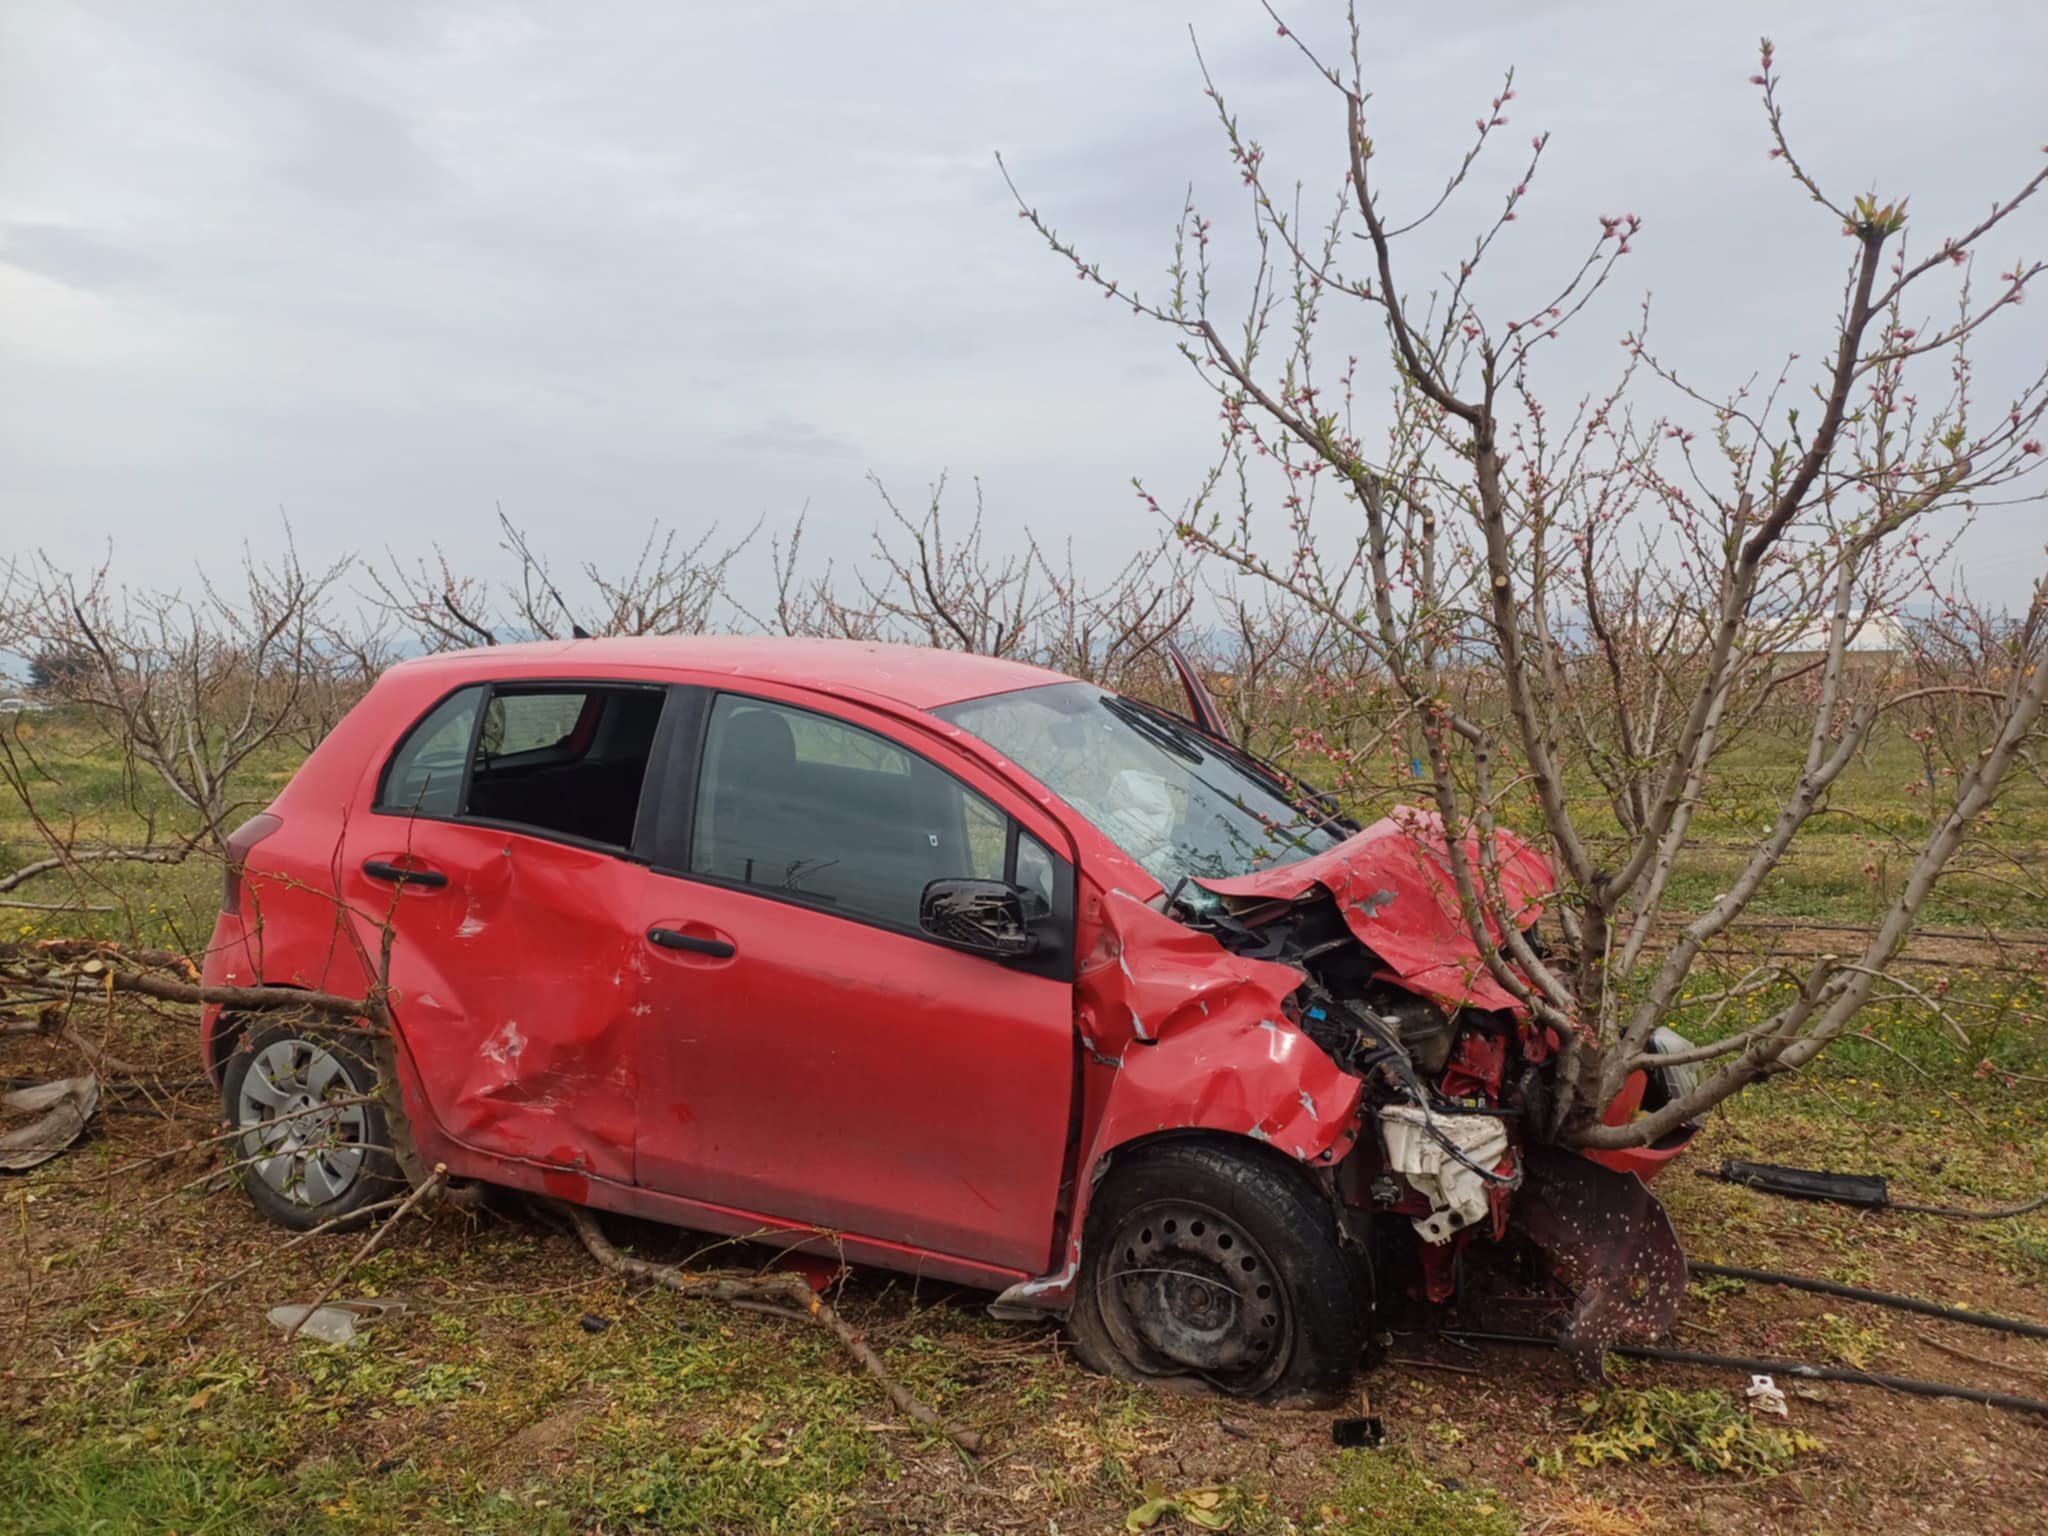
(715, 419, 862, 463)
(0, 223, 157, 290)
(0, 0, 2042, 606)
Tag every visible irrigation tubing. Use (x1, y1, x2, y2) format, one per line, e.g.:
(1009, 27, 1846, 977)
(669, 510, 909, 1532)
(1441, 1328, 2048, 1419)
(1889, 1192, 2048, 1221)
(1687, 1262, 2048, 1341)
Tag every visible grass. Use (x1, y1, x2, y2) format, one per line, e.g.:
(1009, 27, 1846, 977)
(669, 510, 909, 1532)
(1301, 1451, 1517, 1536)
(1549, 1386, 1825, 1478)
(7, 706, 2048, 1531)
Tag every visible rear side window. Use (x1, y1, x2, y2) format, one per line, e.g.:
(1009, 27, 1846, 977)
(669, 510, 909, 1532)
(480, 692, 591, 759)
(375, 682, 665, 852)
(467, 686, 664, 848)
(689, 695, 1007, 928)
(377, 685, 484, 818)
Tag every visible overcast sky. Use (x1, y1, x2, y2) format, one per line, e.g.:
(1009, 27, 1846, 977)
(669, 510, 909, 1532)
(4, 1, 2045, 617)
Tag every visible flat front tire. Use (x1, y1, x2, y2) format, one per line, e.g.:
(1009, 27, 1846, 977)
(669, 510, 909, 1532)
(1066, 1139, 1368, 1407)
(220, 1019, 401, 1232)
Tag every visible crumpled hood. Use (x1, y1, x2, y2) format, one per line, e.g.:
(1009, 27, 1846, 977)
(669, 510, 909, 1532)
(1193, 806, 1554, 1014)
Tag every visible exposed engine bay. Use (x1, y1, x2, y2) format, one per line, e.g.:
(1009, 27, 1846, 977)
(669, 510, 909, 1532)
(1172, 827, 1702, 1368)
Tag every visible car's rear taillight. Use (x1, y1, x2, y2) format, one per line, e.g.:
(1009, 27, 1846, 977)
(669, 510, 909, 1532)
(222, 812, 283, 914)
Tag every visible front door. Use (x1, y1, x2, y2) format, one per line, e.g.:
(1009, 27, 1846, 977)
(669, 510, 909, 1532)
(631, 687, 1077, 1274)
(342, 679, 668, 1185)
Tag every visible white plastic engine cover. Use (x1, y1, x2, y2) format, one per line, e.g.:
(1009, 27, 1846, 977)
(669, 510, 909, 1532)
(1378, 1105, 1514, 1245)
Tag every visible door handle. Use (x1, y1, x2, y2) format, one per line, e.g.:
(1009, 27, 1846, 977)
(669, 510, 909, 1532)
(647, 926, 736, 959)
(362, 858, 449, 889)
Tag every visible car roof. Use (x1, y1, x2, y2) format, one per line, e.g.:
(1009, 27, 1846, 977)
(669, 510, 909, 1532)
(387, 635, 1074, 710)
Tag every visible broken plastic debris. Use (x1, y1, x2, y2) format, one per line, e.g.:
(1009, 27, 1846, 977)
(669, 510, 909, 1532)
(1745, 1373, 1789, 1417)
(266, 1297, 406, 1345)
(0, 1075, 99, 1171)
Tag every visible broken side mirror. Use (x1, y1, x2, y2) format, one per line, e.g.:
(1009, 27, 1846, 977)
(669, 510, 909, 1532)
(918, 877, 1035, 960)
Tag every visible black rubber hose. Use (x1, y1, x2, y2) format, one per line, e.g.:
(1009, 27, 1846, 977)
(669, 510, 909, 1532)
(1688, 1262, 2048, 1341)
(1890, 1192, 2048, 1221)
(1442, 1329, 2048, 1418)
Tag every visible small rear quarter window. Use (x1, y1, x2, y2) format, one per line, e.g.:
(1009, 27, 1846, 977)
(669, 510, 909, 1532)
(376, 685, 484, 817)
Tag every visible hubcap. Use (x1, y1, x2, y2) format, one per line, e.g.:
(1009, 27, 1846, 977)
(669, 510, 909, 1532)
(1098, 1199, 1291, 1394)
(236, 1039, 368, 1206)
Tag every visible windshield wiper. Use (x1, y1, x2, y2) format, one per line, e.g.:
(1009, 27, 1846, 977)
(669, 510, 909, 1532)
(1114, 694, 1359, 839)
(1099, 695, 1205, 764)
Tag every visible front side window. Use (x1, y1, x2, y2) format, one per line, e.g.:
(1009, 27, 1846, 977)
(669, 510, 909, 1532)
(689, 694, 1011, 928)
(935, 681, 1347, 889)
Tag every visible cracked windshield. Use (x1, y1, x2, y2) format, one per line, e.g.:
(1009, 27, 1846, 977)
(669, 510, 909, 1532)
(937, 681, 1345, 889)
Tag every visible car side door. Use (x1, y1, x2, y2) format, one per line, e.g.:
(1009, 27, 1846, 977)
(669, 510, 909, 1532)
(631, 685, 1079, 1276)
(342, 678, 670, 1187)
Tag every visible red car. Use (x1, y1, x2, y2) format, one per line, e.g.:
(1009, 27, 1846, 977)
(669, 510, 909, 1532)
(204, 637, 1696, 1402)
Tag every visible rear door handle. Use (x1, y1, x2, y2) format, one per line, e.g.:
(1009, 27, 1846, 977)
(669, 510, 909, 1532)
(362, 858, 449, 889)
(647, 927, 736, 959)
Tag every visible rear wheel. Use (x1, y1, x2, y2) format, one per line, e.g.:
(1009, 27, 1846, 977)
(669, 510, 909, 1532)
(1066, 1139, 1367, 1406)
(220, 1019, 401, 1231)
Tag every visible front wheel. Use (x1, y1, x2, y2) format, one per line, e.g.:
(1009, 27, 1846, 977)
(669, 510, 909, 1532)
(1065, 1139, 1368, 1406)
(220, 1019, 401, 1231)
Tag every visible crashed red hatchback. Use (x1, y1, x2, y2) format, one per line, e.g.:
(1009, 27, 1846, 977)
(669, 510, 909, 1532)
(203, 637, 1696, 1403)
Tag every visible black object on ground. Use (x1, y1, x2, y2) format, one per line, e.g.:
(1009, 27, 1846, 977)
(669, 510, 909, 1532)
(1687, 1261, 2048, 1342)
(1716, 1159, 1888, 1208)
(1330, 1415, 1387, 1448)
(1715, 1158, 2048, 1220)
(1443, 1328, 2048, 1419)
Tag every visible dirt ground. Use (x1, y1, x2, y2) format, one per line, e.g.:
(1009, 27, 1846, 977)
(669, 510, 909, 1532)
(5, 1021, 2048, 1534)
(1681, 916, 2048, 973)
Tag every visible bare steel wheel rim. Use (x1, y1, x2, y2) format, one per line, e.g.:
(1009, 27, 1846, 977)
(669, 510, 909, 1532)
(236, 1038, 368, 1207)
(1097, 1197, 1293, 1395)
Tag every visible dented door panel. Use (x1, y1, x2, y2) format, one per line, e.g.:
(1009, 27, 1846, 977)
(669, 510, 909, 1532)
(341, 819, 647, 1184)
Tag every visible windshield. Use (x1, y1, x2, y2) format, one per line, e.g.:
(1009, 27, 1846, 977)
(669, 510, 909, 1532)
(935, 681, 1348, 889)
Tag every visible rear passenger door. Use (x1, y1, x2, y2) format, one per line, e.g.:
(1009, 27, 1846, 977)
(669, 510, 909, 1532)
(632, 688, 1078, 1277)
(343, 679, 670, 1189)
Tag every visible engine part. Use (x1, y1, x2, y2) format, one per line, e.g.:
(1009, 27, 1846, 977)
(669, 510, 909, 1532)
(1377, 1105, 1513, 1244)
(1365, 988, 1459, 1076)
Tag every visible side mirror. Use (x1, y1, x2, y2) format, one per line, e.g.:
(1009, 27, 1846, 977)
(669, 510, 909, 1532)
(919, 878, 1035, 959)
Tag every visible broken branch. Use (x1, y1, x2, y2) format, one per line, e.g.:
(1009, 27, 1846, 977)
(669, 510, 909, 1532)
(557, 1202, 984, 1457)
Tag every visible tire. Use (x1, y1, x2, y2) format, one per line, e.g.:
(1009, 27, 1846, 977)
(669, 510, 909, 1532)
(1066, 1138, 1369, 1407)
(220, 1018, 402, 1232)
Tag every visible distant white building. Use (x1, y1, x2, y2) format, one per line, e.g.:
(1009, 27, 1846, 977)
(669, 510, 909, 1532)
(1780, 611, 1907, 669)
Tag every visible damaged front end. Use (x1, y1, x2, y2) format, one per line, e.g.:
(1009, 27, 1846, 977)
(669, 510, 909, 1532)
(942, 680, 1696, 1374)
(1173, 810, 1699, 1368)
